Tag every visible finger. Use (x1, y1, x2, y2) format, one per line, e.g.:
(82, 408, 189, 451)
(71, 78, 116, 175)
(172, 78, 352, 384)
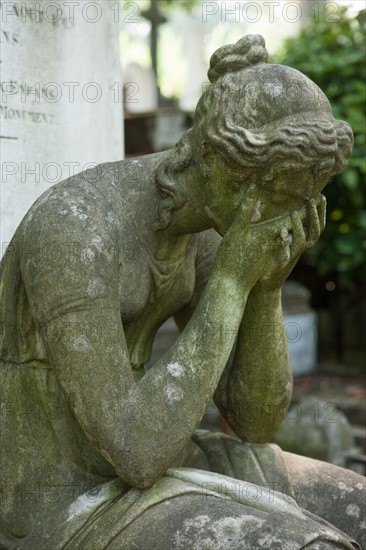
(278, 228, 291, 264)
(317, 194, 327, 234)
(307, 198, 321, 248)
(291, 210, 306, 257)
(232, 183, 259, 234)
(280, 227, 290, 241)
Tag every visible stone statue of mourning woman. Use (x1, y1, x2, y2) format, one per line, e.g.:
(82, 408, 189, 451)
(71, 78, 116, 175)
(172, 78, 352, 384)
(1, 35, 365, 549)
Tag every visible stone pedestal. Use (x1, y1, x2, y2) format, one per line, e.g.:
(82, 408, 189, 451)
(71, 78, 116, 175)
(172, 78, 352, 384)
(0, 0, 123, 252)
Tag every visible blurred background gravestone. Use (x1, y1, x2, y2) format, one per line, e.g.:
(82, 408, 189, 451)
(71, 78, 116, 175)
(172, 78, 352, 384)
(0, 0, 123, 253)
(282, 281, 317, 375)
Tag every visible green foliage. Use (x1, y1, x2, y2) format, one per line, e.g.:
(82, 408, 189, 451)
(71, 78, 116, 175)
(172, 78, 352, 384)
(274, 8, 366, 287)
(147, 0, 199, 12)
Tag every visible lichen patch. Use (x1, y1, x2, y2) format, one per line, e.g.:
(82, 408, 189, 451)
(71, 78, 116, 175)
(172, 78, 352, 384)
(70, 205, 88, 221)
(167, 362, 185, 378)
(87, 279, 106, 298)
(164, 383, 184, 404)
(91, 235, 104, 252)
(67, 492, 99, 523)
(72, 335, 91, 353)
(173, 514, 265, 549)
(338, 481, 353, 494)
(81, 248, 95, 263)
(345, 504, 360, 518)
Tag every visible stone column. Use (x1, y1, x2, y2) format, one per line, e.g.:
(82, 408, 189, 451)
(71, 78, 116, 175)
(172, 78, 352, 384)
(282, 281, 318, 375)
(179, 22, 206, 112)
(0, 0, 124, 252)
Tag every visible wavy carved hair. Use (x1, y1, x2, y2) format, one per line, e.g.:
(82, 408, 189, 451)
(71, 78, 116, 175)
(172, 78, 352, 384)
(155, 34, 353, 230)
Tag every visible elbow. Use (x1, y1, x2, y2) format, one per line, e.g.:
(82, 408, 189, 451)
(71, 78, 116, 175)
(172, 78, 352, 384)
(116, 463, 163, 491)
(241, 429, 276, 445)
(129, 474, 160, 491)
(97, 422, 175, 491)
(226, 393, 291, 444)
(106, 447, 166, 490)
(226, 410, 284, 445)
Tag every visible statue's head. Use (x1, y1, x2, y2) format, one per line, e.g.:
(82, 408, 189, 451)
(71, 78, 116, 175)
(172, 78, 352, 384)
(156, 34, 353, 232)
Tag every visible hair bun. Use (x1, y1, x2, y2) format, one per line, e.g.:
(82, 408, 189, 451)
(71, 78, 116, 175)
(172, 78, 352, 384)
(208, 34, 268, 83)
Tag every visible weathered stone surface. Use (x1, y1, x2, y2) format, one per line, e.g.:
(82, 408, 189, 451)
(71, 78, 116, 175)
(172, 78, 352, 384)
(1, 0, 123, 253)
(1, 34, 363, 548)
(285, 451, 366, 550)
(273, 397, 355, 467)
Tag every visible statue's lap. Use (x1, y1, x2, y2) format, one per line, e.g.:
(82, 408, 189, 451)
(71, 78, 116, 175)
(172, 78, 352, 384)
(1, 363, 363, 549)
(18, 433, 362, 549)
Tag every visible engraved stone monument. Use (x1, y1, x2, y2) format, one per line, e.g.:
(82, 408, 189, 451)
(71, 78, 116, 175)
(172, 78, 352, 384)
(0, 0, 123, 252)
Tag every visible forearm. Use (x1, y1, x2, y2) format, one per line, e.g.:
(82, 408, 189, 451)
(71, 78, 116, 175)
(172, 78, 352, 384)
(215, 286, 292, 443)
(116, 270, 250, 487)
(46, 271, 248, 490)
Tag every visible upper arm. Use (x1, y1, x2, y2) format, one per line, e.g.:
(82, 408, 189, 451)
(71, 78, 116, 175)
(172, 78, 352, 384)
(19, 201, 134, 461)
(174, 229, 221, 332)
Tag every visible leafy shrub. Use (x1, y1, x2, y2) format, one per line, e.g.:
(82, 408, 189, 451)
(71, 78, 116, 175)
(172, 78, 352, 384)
(274, 8, 366, 287)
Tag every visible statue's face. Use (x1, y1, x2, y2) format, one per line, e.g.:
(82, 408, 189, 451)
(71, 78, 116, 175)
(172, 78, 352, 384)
(258, 170, 329, 214)
(187, 103, 333, 235)
(205, 157, 328, 233)
(190, 63, 336, 234)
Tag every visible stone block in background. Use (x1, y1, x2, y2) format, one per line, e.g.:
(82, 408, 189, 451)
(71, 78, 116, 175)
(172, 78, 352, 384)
(1, 0, 123, 251)
(149, 281, 318, 377)
(272, 397, 355, 467)
(282, 281, 317, 375)
(124, 109, 190, 157)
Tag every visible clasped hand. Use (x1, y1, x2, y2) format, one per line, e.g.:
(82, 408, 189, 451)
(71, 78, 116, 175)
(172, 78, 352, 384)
(215, 184, 326, 293)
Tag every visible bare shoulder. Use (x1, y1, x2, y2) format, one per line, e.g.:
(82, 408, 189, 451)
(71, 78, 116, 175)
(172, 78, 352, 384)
(16, 175, 122, 327)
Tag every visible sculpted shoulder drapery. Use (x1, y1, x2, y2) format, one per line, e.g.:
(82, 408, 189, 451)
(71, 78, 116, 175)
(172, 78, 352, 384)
(1, 34, 364, 550)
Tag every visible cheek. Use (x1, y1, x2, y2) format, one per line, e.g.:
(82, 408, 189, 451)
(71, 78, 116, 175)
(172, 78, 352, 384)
(212, 184, 234, 208)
